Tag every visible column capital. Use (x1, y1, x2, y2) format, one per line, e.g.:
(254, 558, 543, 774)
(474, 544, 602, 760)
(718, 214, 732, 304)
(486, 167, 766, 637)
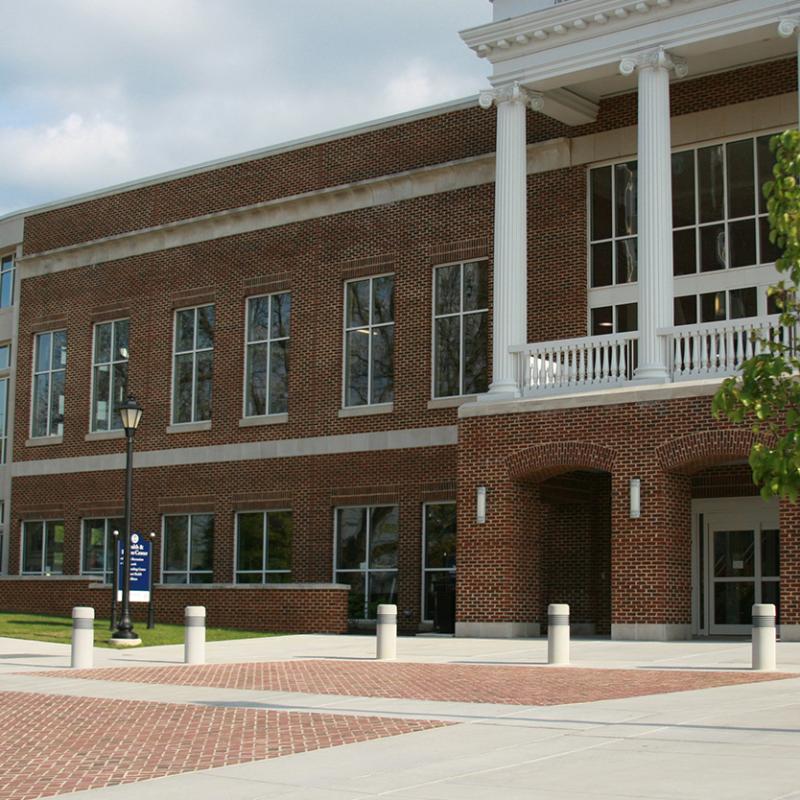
(778, 17, 800, 38)
(619, 47, 688, 79)
(479, 81, 544, 112)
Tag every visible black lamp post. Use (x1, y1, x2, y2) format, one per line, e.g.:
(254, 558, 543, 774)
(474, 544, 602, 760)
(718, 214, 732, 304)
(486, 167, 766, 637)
(111, 394, 143, 644)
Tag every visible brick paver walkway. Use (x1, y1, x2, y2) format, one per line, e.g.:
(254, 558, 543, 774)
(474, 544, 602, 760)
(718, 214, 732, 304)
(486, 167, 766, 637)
(0, 690, 447, 800)
(37, 661, 794, 706)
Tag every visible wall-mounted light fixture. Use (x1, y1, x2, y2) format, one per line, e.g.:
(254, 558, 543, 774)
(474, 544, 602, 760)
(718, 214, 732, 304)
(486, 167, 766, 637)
(629, 478, 641, 519)
(476, 486, 487, 524)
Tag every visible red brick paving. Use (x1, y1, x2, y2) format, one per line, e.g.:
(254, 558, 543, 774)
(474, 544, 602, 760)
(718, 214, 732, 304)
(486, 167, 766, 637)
(36, 660, 796, 706)
(0, 690, 447, 800)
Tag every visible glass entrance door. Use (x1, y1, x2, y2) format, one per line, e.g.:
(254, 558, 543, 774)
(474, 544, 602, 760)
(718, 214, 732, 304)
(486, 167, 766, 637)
(706, 514, 780, 635)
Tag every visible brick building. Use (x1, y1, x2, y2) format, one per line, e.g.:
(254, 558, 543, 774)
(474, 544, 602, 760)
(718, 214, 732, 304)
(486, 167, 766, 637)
(0, 0, 799, 639)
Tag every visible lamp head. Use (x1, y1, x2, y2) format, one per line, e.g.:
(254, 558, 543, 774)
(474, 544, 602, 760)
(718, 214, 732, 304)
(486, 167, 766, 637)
(117, 394, 143, 433)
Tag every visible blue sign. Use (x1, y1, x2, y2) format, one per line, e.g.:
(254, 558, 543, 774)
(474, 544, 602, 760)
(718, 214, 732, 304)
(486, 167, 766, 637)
(116, 533, 152, 602)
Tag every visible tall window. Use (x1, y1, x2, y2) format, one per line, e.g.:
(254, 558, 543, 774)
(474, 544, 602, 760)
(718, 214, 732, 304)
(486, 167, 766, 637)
(422, 503, 456, 621)
(335, 506, 398, 620)
(31, 330, 66, 438)
(245, 292, 290, 417)
(22, 520, 64, 574)
(235, 510, 292, 582)
(172, 305, 214, 424)
(433, 261, 488, 397)
(344, 275, 394, 407)
(162, 514, 214, 583)
(0, 343, 10, 464)
(91, 319, 129, 432)
(82, 517, 124, 581)
(0, 255, 14, 309)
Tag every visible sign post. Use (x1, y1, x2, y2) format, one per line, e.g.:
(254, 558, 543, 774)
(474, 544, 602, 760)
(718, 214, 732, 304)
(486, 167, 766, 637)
(109, 530, 120, 631)
(147, 531, 156, 629)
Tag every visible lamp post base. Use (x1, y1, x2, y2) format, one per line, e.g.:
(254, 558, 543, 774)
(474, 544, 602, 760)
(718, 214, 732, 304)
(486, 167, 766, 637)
(107, 637, 142, 648)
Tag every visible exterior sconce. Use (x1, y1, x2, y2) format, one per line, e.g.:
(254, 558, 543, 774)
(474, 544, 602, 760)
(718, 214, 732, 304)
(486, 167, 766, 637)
(476, 486, 487, 524)
(630, 478, 641, 519)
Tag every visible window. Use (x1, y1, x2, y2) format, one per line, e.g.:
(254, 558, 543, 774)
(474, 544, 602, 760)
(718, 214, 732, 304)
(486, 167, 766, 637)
(433, 261, 488, 397)
(335, 505, 398, 620)
(31, 330, 66, 438)
(172, 305, 214, 424)
(91, 319, 129, 432)
(162, 514, 214, 583)
(674, 287, 759, 326)
(344, 275, 394, 406)
(590, 303, 638, 336)
(235, 510, 292, 582)
(0, 255, 14, 308)
(22, 520, 64, 574)
(245, 292, 290, 417)
(0, 344, 9, 464)
(82, 517, 124, 581)
(422, 503, 456, 621)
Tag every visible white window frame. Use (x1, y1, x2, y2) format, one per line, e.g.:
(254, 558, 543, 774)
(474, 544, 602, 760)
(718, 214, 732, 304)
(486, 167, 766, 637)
(30, 329, 66, 439)
(342, 273, 395, 408)
(90, 318, 129, 433)
(171, 304, 214, 425)
(242, 292, 290, 418)
(431, 260, 489, 399)
(0, 253, 15, 309)
(80, 517, 123, 582)
(20, 519, 65, 575)
(161, 513, 214, 583)
(421, 501, 456, 623)
(234, 509, 292, 583)
(0, 342, 10, 464)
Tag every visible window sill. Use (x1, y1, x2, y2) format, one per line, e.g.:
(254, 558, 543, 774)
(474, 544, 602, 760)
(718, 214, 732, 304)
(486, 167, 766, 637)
(427, 395, 478, 409)
(338, 403, 394, 418)
(166, 421, 211, 434)
(25, 436, 63, 447)
(85, 430, 125, 441)
(239, 413, 288, 428)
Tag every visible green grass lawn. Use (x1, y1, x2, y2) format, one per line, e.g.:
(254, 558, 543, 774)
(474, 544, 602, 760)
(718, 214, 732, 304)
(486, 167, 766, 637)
(0, 611, 282, 648)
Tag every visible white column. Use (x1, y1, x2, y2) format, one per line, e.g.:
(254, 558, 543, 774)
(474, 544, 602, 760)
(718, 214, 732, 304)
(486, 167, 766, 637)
(778, 19, 800, 127)
(620, 48, 687, 383)
(479, 82, 543, 398)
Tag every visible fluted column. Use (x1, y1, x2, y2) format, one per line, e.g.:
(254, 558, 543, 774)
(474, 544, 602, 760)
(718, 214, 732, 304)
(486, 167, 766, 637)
(479, 82, 543, 398)
(620, 48, 687, 383)
(778, 18, 800, 127)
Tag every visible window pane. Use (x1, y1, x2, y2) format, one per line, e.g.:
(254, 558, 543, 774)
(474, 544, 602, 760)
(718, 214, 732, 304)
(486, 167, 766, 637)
(0, 271, 12, 309)
(700, 291, 726, 323)
(698, 144, 724, 223)
(699, 224, 726, 272)
(94, 323, 112, 364)
(369, 506, 398, 568)
(728, 219, 756, 268)
(35, 333, 51, 373)
(616, 303, 637, 333)
(271, 292, 290, 339)
(591, 242, 612, 287)
(164, 517, 189, 572)
(267, 511, 292, 572)
(434, 317, 460, 397)
(760, 217, 782, 264)
(49, 370, 65, 435)
(729, 287, 757, 319)
(614, 161, 637, 237)
(435, 265, 460, 316)
(346, 280, 369, 327)
(590, 166, 612, 241)
(337, 507, 367, 570)
(761, 529, 780, 577)
(615, 238, 637, 284)
(674, 295, 697, 326)
(714, 582, 754, 625)
(671, 150, 696, 227)
(757, 135, 776, 215)
(246, 343, 268, 416)
(23, 522, 43, 573)
(32, 374, 50, 437)
(247, 296, 270, 342)
(52, 330, 66, 368)
(368, 571, 397, 619)
(190, 515, 214, 572)
(268, 340, 289, 414)
(111, 363, 127, 430)
(714, 530, 755, 577)
(373, 275, 394, 324)
(175, 309, 194, 352)
(345, 329, 369, 406)
(196, 306, 214, 349)
(337, 571, 366, 619)
(46, 522, 64, 574)
(591, 306, 613, 336)
(82, 520, 106, 574)
(236, 572, 262, 584)
(114, 319, 129, 361)
(370, 326, 393, 404)
(92, 365, 111, 431)
(173, 352, 194, 423)
(726, 139, 755, 219)
(237, 513, 264, 572)
(463, 262, 487, 312)
(194, 350, 213, 421)
(0, 345, 10, 371)
(425, 504, 456, 569)
(462, 312, 488, 395)
(673, 228, 697, 276)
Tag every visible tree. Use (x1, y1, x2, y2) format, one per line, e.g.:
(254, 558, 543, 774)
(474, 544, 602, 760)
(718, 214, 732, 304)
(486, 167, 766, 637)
(713, 129, 800, 501)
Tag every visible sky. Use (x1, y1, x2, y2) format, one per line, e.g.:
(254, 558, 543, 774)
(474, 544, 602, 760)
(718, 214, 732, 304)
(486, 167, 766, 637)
(0, 0, 492, 217)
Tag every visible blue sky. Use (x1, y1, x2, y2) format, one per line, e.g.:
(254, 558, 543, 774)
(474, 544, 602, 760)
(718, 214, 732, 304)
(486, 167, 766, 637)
(0, 0, 491, 216)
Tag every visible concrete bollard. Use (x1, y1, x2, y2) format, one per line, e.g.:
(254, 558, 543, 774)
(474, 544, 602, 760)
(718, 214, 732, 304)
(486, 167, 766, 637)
(548, 603, 570, 666)
(752, 603, 776, 671)
(184, 606, 206, 665)
(376, 603, 397, 661)
(71, 607, 95, 669)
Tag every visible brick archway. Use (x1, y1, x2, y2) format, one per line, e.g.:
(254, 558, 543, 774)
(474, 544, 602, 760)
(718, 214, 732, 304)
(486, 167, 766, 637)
(507, 441, 616, 483)
(655, 430, 760, 475)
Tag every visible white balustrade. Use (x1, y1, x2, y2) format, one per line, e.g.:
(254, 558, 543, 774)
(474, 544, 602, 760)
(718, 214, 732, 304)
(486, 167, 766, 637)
(659, 315, 793, 381)
(511, 332, 638, 395)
